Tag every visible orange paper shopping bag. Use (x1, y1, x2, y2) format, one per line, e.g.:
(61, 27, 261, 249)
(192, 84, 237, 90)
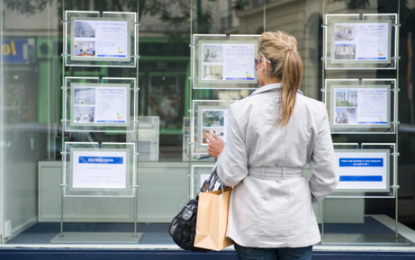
(194, 187, 234, 251)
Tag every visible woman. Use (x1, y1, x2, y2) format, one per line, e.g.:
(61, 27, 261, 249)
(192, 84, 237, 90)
(206, 31, 338, 260)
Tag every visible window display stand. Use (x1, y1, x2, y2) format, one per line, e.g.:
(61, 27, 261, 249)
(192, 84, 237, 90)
(321, 10, 402, 244)
(187, 34, 261, 199)
(51, 3, 142, 244)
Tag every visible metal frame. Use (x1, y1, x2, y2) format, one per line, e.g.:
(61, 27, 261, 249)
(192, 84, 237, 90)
(63, 11, 139, 68)
(58, 0, 141, 241)
(63, 76, 139, 132)
(190, 34, 261, 90)
(323, 79, 397, 134)
(323, 13, 399, 70)
(322, 2, 400, 239)
(189, 164, 216, 200)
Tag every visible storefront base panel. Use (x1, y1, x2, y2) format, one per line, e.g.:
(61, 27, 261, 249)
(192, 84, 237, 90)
(1, 249, 415, 260)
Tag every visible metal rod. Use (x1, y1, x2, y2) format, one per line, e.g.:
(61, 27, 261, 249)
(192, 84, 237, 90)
(321, 200, 325, 239)
(189, 143, 193, 199)
(394, 0, 401, 240)
(189, 1, 194, 200)
(190, 0, 193, 43)
(322, 0, 326, 101)
(320, 0, 326, 241)
(133, 0, 140, 238)
(59, 0, 66, 238)
(263, 0, 266, 32)
(133, 186, 138, 237)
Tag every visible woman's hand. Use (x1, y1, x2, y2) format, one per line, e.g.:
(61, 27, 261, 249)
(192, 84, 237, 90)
(205, 132, 225, 159)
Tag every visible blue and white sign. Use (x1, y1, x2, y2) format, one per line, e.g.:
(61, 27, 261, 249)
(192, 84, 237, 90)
(72, 150, 127, 189)
(335, 150, 389, 191)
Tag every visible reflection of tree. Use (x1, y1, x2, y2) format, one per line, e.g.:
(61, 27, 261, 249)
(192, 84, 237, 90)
(5, 0, 217, 52)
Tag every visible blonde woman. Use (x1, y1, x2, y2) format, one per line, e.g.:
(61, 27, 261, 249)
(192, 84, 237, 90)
(206, 31, 338, 260)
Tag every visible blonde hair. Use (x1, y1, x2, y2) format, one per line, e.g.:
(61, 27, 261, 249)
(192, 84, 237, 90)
(259, 31, 303, 127)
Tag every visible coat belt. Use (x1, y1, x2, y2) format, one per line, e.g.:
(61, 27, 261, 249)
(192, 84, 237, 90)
(248, 166, 304, 180)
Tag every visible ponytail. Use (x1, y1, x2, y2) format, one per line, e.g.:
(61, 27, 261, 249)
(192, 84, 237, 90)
(277, 51, 303, 127)
(259, 31, 303, 128)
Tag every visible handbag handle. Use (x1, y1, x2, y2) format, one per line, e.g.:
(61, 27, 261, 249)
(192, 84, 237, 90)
(200, 167, 219, 193)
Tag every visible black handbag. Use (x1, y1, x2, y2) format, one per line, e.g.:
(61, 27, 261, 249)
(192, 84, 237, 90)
(168, 168, 220, 252)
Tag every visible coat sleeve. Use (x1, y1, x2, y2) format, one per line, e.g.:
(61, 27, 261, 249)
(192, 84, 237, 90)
(216, 105, 249, 187)
(309, 104, 339, 204)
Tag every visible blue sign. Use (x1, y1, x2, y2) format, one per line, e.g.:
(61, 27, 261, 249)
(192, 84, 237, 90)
(339, 158, 383, 167)
(339, 176, 383, 182)
(79, 156, 123, 164)
(225, 78, 255, 81)
(1, 39, 28, 63)
(96, 120, 126, 123)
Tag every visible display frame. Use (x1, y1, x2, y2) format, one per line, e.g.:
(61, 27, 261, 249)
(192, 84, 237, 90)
(63, 142, 136, 197)
(191, 34, 261, 89)
(327, 143, 396, 198)
(64, 11, 138, 68)
(126, 116, 160, 161)
(70, 16, 131, 62)
(64, 77, 138, 132)
(329, 84, 391, 129)
(323, 14, 398, 70)
(70, 83, 131, 127)
(324, 78, 396, 134)
(333, 149, 390, 193)
(190, 164, 216, 199)
(191, 100, 233, 154)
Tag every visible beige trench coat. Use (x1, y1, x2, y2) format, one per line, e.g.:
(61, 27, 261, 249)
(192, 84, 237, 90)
(216, 83, 338, 248)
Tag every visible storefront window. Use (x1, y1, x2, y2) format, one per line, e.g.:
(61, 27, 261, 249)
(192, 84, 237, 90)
(1, 0, 415, 252)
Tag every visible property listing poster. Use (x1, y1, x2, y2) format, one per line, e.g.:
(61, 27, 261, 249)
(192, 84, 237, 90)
(335, 150, 388, 191)
(72, 18, 129, 61)
(201, 43, 256, 82)
(72, 150, 128, 189)
(332, 22, 389, 62)
(72, 84, 129, 126)
(332, 85, 389, 127)
(199, 108, 228, 146)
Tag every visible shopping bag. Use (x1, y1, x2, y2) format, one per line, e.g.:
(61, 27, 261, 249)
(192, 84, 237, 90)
(194, 187, 234, 251)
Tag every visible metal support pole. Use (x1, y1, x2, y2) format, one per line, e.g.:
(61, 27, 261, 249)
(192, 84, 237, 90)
(394, 0, 401, 240)
(320, 201, 325, 239)
(263, 0, 266, 32)
(188, 0, 194, 200)
(188, 142, 194, 199)
(133, 185, 138, 237)
(59, 0, 66, 238)
(320, 0, 326, 241)
(133, 0, 140, 238)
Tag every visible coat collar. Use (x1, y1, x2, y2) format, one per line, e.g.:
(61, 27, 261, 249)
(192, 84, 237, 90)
(251, 83, 282, 96)
(251, 83, 303, 96)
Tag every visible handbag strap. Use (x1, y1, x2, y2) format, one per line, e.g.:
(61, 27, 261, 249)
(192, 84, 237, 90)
(200, 167, 218, 193)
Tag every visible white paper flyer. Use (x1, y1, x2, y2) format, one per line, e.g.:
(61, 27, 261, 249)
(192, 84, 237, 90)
(333, 87, 388, 126)
(333, 22, 389, 62)
(72, 19, 129, 60)
(200, 108, 228, 145)
(72, 150, 127, 189)
(201, 43, 255, 81)
(72, 84, 129, 126)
